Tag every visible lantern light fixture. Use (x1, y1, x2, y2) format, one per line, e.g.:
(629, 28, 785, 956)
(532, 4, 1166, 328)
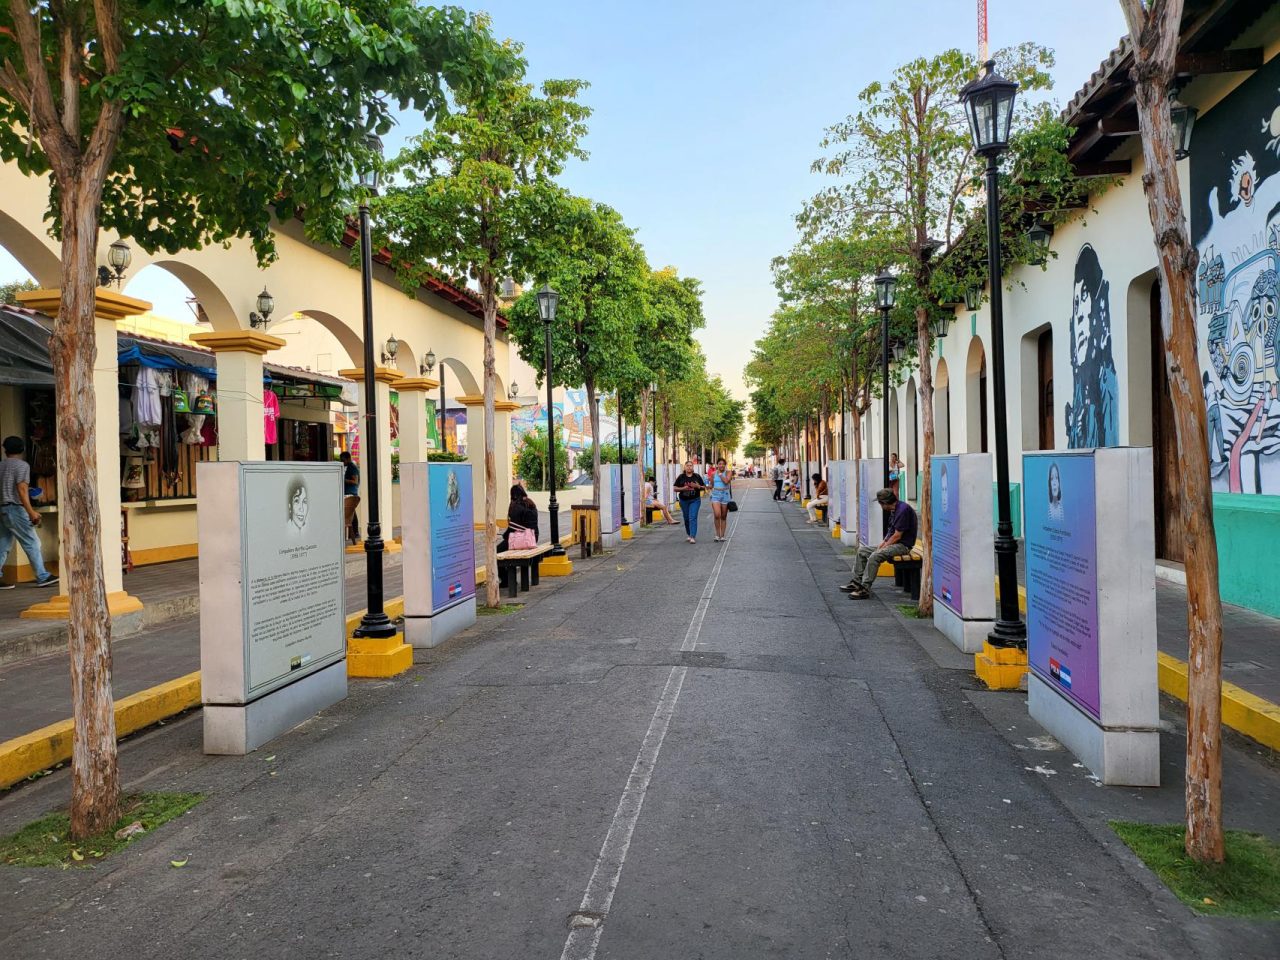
(537, 284, 559, 324)
(248, 286, 275, 328)
(960, 60, 1019, 157)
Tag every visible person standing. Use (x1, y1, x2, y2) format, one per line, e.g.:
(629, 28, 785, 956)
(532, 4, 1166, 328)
(805, 473, 829, 523)
(888, 454, 903, 498)
(0, 436, 58, 589)
(673, 460, 706, 543)
(708, 457, 734, 542)
(842, 488, 916, 599)
(340, 451, 360, 545)
(771, 462, 783, 501)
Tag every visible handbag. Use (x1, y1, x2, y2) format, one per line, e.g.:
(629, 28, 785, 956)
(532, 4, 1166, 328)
(508, 523, 537, 550)
(727, 481, 738, 513)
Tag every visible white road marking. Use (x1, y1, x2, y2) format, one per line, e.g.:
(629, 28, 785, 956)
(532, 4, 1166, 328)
(558, 489, 750, 960)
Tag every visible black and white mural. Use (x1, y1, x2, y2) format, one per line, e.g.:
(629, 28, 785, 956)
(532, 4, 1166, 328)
(1191, 53, 1280, 495)
(1065, 243, 1119, 449)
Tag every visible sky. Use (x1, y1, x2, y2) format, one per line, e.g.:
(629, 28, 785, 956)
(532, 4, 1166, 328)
(0, 0, 1129, 401)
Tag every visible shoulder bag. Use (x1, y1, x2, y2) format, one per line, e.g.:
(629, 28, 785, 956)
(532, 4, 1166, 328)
(727, 480, 738, 513)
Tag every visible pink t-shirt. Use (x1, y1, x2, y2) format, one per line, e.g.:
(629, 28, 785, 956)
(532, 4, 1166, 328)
(263, 389, 280, 445)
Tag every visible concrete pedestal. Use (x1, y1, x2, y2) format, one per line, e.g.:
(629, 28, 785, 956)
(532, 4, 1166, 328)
(1028, 675, 1159, 786)
(933, 602, 988, 654)
(601, 531, 621, 549)
(204, 660, 347, 755)
(405, 597, 476, 649)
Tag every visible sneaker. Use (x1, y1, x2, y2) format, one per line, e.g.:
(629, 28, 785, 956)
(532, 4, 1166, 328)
(838, 583, 859, 593)
(35, 575, 59, 588)
(848, 587, 870, 600)
(0, 582, 15, 590)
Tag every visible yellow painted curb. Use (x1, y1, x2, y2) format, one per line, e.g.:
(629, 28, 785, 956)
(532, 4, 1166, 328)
(21, 590, 144, 620)
(345, 596, 412, 678)
(539, 554, 574, 577)
(620, 524, 634, 541)
(1157, 652, 1280, 752)
(832, 524, 841, 540)
(0, 672, 201, 790)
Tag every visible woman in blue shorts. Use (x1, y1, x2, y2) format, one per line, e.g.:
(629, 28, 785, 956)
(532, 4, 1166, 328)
(708, 457, 734, 542)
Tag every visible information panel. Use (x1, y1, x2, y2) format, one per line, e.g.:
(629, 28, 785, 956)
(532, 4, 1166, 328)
(828, 460, 844, 526)
(857, 459, 877, 547)
(428, 462, 476, 612)
(1025, 453, 1101, 720)
(240, 464, 346, 699)
(931, 455, 962, 615)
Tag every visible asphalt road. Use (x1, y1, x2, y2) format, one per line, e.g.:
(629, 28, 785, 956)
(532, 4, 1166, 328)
(1, 482, 1277, 959)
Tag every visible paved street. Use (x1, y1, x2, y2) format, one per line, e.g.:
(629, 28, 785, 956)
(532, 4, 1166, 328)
(1, 482, 1277, 959)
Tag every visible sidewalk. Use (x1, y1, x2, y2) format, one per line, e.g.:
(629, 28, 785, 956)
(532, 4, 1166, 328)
(0, 508, 573, 744)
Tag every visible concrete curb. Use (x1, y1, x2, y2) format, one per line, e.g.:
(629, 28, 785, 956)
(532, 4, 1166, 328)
(997, 582, 1280, 752)
(0, 671, 202, 790)
(0, 594, 413, 791)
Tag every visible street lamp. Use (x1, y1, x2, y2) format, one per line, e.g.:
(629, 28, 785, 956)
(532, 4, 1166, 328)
(380, 333, 399, 366)
(537, 284, 566, 559)
(420, 350, 435, 377)
(1170, 86, 1197, 161)
(616, 391, 628, 530)
(98, 239, 132, 288)
(961, 60, 1026, 648)
(352, 131, 395, 641)
(964, 284, 982, 312)
(1026, 222, 1053, 266)
(248, 287, 275, 329)
(874, 269, 896, 489)
(649, 380, 658, 479)
(509, 382, 519, 400)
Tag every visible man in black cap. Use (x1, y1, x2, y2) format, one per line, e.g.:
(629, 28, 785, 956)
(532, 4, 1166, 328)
(842, 487, 916, 599)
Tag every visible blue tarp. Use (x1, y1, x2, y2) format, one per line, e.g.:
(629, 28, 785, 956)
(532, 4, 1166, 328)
(116, 339, 216, 379)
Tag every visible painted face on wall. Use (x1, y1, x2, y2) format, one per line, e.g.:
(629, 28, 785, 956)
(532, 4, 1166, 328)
(1072, 280, 1093, 367)
(1247, 269, 1278, 336)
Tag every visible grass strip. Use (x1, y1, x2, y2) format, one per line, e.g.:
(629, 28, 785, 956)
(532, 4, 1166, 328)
(1111, 821, 1280, 919)
(1, 792, 203, 868)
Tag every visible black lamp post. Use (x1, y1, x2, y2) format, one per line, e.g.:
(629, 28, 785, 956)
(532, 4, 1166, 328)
(537, 285, 566, 558)
(874, 270, 897, 489)
(617, 392, 628, 528)
(961, 59, 1026, 649)
(353, 133, 395, 640)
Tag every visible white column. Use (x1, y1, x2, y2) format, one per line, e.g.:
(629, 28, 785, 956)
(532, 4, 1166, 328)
(190, 331, 286, 462)
(340, 367, 401, 540)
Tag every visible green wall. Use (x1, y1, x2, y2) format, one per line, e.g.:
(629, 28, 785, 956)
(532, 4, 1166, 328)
(1214, 493, 1280, 617)
(993, 482, 1022, 540)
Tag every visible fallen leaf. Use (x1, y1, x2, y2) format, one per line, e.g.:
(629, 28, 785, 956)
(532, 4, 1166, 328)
(1203, 897, 1216, 905)
(91, 851, 103, 858)
(70, 849, 84, 861)
(114, 821, 145, 840)
(263, 755, 276, 762)
(170, 858, 189, 868)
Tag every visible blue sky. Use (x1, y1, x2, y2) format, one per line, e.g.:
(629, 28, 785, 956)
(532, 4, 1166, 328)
(0, 0, 1128, 399)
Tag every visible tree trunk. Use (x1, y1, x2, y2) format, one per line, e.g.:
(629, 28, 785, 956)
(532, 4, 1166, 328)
(56, 179, 121, 839)
(1122, 0, 1225, 864)
(662, 396, 671, 468)
(481, 276, 500, 608)
(916, 303, 936, 616)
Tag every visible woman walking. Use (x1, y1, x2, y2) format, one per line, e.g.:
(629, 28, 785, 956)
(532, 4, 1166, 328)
(708, 457, 734, 542)
(672, 460, 706, 543)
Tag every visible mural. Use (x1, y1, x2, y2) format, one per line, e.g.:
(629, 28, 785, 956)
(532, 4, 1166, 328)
(1191, 53, 1280, 494)
(1065, 244, 1119, 449)
(509, 387, 653, 475)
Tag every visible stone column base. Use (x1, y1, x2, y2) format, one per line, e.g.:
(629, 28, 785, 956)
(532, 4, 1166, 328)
(539, 554, 574, 577)
(21, 590, 144, 620)
(974, 641, 1029, 691)
(346, 635, 413, 678)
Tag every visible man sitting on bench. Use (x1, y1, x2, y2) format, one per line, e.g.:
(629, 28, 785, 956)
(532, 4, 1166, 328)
(842, 488, 916, 600)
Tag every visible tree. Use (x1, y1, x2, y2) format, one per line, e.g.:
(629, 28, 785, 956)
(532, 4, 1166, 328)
(1, 277, 37, 304)
(743, 439, 766, 460)
(513, 424, 569, 492)
(374, 62, 589, 607)
(636, 267, 704, 469)
(1121, 0, 1224, 864)
(807, 45, 1056, 615)
(0, 0, 506, 839)
(507, 198, 648, 510)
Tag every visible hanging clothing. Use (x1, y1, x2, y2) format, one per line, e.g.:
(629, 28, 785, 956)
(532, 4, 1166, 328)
(264, 389, 281, 445)
(134, 367, 163, 427)
(179, 373, 210, 444)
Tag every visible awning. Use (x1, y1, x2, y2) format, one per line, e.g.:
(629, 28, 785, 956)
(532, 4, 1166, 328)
(117, 336, 217, 378)
(0, 307, 54, 387)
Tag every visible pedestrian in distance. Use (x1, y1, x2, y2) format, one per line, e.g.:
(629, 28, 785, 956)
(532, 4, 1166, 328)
(644, 474, 678, 526)
(842, 488, 916, 600)
(888, 453, 903, 498)
(708, 457, 734, 542)
(0, 436, 58, 590)
(340, 451, 361, 545)
(771, 462, 784, 500)
(672, 460, 706, 543)
(805, 473, 828, 523)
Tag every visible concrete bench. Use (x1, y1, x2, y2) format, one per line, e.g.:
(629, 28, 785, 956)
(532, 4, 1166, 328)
(497, 543, 552, 599)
